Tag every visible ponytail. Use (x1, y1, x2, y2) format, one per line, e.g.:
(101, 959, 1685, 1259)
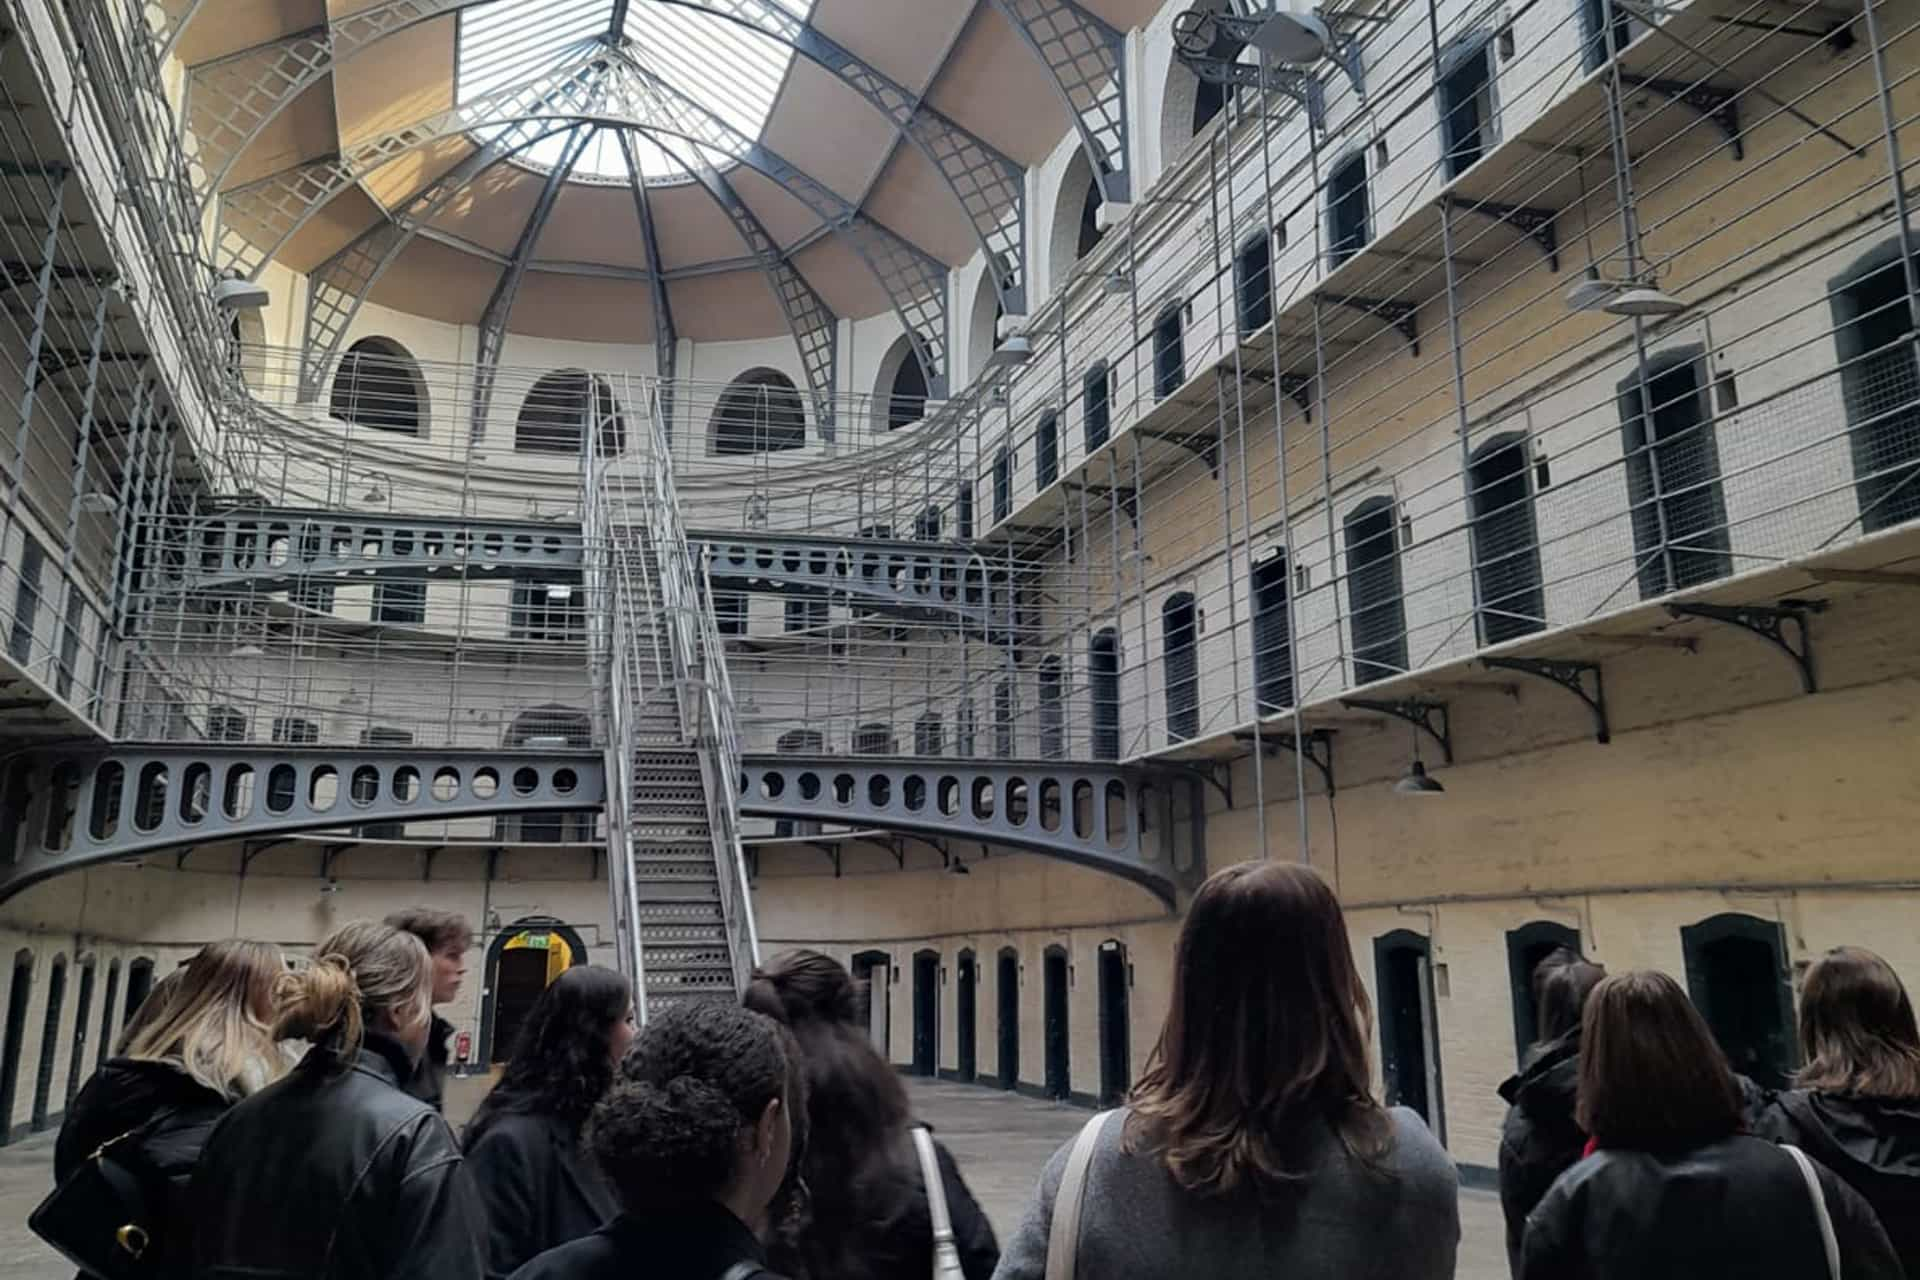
(274, 922, 430, 1067)
(273, 954, 365, 1062)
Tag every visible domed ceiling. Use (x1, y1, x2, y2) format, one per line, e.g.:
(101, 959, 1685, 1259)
(170, 0, 1163, 404)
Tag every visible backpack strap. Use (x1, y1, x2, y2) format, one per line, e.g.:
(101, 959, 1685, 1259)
(1044, 1110, 1118, 1280)
(911, 1125, 966, 1280)
(1781, 1144, 1840, 1280)
(716, 1264, 765, 1280)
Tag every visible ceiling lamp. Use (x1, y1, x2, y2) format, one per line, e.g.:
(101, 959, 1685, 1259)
(1101, 269, 1133, 297)
(985, 336, 1033, 370)
(230, 641, 266, 658)
(1564, 276, 1616, 311)
(1604, 285, 1687, 318)
(1253, 9, 1334, 61)
(1394, 759, 1446, 795)
(212, 275, 270, 310)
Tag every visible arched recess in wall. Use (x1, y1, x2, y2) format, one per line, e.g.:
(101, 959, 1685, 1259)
(477, 915, 589, 1066)
(851, 949, 892, 1058)
(1681, 912, 1795, 1089)
(1504, 920, 1582, 1064)
(967, 260, 1009, 383)
(330, 336, 428, 437)
(1049, 149, 1107, 293)
(874, 334, 931, 433)
(996, 946, 1019, 1090)
(711, 368, 807, 456)
(516, 370, 627, 457)
(500, 706, 595, 843)
(1159, 0, 1240, 163)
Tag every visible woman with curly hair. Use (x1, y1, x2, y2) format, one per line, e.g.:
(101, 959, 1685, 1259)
(510, 1000, 807, 1280)
(465, 965, 635, 1278)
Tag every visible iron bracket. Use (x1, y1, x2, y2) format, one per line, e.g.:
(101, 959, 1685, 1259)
(1156, 760, 1232, 810)
(173, 845, 197, 871)
(1481, 658, 1610, 743)
(1133, 426, 1220, 475)
(319, 842, 355, 879)
(1236, 728, 1336, 795)
(1279, 373, 1315, 420)
(1620, 74, 1743, 160)
(239, 837, 291, 876)
(805, 839, 843, 877)
(420, 845, 442, 882)
(1322, 293, 1419, 355)
(1450, 198, 1559, 271)
(1342, 698, 1453, 764)
(1666, 599, 1826, 693)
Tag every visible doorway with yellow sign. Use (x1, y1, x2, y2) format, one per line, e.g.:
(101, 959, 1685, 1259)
(480, 916, 589, 1064)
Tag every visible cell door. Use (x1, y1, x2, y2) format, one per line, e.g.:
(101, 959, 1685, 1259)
(0, 953, 30, 1141)
(489, 948, 548, 1064)
(1097, 942, 1130, 1106)
(956, 954, 977, 1083)
(32, 957, 66, 1131)
(997, 950, 1019, 1090)
(912, 951, 939, 1076)
(1683, 914, 1794, 1089)
(852, 951, 892, 1060)
(66, 962, 94, 1107)
(1375, 931, 1443, 1139)
(1043, 947, 1070, 1101)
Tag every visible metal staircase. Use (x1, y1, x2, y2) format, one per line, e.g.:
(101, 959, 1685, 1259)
(587, 387, 758, 1020)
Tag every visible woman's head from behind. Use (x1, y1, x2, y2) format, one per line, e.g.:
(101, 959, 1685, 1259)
(274, 921, 432, 1068)
(743, 949, 862, 1028)
(1533, 947, 1606, 1046)
(591, 1001, 803, 1230)
(1798, 946, 1920, 1098)
(1577, 970, 1742, 1150)
(1130, 860, 1386, 1197)
(469, 965, 634, 1141)
(124, 940, 287, 1099)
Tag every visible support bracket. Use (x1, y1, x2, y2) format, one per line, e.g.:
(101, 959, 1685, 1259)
(1619, 74, 1743, 160)
(1236, 728, 1336, 795)
(1666, 599, 1826, 693)
(1481, 658, 1610, 743)
(1277, 373, 1315, 420)
(1450, 199, 1559, 271)
(1134, 426, 1219, 475)
(1160, 760, 1232, 809)
(1341, 698, 1452, 764)
(1322, 293, 1419, 355)
(805, 839, 843, 878)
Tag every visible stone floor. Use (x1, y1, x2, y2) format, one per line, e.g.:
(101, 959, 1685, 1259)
(0, 1080, 1508, 1278)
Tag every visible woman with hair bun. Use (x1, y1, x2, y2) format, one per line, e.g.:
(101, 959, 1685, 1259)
(510, 1000, 806, 1280)
(190, 920, 483, 1280)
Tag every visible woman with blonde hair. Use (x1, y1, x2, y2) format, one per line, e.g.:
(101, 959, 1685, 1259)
(190, 920, 482, 1280)
(53, 940, 287, 1277)
(994, 861, 1459, 1280)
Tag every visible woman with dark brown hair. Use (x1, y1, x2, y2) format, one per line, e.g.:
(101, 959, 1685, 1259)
(743, 948, 999, 1280)
(1521, 969, 1901, 1280)
(1751, 946, 1920, 1275)
(1496, 948, 1606, 1277)
(993, 861, 1458, 1280)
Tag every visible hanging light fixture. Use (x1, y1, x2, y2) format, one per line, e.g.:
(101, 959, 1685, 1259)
(1393, 717, 1445, 794)
(229, 641, 266, 658)
(1101, 269, 1134, 297)
(1603, 285, 1687, 318)
(1253, 8, 1334, 61)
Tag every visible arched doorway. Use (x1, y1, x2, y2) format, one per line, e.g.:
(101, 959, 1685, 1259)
(0, 950, 30, 1141)
(1043, 945, 1070, 1101)
(955, 950, 977, 1083)
(1505, 921, 1582, 1063)
(1682, 913, 1795, 1089)
(66, 956, 94, 1108)
(1375, 930, 1443, 1139)
(31, 953, 66, 1130)
(479, 917, 589, 1065)
(996, 948, 1019, 1090)
(912, 950, 940, 1076)
(851, 950, 892, 1060)
(710, 369, 807, 455)
(1097, 940, 1130, 1106)
(122, 957, 155, 1035)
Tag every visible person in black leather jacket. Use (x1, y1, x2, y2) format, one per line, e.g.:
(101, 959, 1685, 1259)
(55, 941, 287, 1278)
(1749, 946, 1920, 1277)
(509, 1000, 808, 1280)
(744, 950, 999, 1280)
(189, 921, 484, 1280)
(1496, 949, 1604, 1277)
(1520, 970, 1902, 1280)
(384, 907, 473, 1113)
(465, 966, 635, 1278)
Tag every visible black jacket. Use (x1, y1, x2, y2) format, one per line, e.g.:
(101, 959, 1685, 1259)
(1497, 1035, 1584, 1278)
(1519, 1133, 1903, 1280)
(189, 1032, 484, 1280)
(509, 1204, 784, 1280)
(775, 1130, 997, 1280)
(1751, 1089, 1920, 1277)
(401, 1014, 454, 1112)
(465, 1110, 616, 1279)
(55, 1058, 231, 1277)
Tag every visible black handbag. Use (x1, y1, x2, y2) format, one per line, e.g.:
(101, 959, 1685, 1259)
(29, 1124, 165, 1280)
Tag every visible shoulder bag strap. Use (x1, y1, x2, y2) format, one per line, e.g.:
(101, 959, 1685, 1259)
(715, 1264, 764, 1280)
(1781, 1143, 1840, 1280)
(1044, 1110, 1116, 1280)
(911, 1126, 964, 1280)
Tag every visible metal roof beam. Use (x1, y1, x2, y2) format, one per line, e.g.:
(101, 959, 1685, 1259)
(616, 130, 678, 412)
(986, 0, 1131, 203)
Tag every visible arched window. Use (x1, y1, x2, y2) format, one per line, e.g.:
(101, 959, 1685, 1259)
(1618, 348, 1732, 596)
(1344, 498, 1409, 682)
(968, 262, 1010, 383)
(877, 336, 931, 431)
(1161, 0, 1240, 159)
(1235, 230, 1273, 333)
(1051, 151, 1106, 290)
(1035, 412, 1060, 490)
(1083, 363, 1112, 453)
(1251, 553, 1292, 712)
(330, 337, 426, 436)
(1153, 304, 1186, 400)
(1090, 629, 1120, 761)
(1439, 38, 1498, 178)
(1327, 151, 1371, 269)
(1830, 242, 1920, 534)
(1037, 657, 1065, 759)
(1469, 434, 1545, 643)
(516, 370, 626, 456)
(914, 506, 942, 541)
(1162, 593, 1199, 742)
(992, 444, 1013, 524)
(711, 369, 806, 455)
(852, 722, 896, 756)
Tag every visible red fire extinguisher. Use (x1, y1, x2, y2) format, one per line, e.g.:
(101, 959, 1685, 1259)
(455, 1031, 472, 1064)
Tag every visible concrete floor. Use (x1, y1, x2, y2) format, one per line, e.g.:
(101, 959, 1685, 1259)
(0, 1080, 1508, 1278)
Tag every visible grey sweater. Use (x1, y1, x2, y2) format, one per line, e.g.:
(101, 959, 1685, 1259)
(991, 1107, 1459, 1280)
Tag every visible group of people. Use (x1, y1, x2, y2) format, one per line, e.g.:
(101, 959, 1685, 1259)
(39, 865, 1920, 1279)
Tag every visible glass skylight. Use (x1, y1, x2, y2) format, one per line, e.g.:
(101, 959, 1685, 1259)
(457, 0, 810, 180)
